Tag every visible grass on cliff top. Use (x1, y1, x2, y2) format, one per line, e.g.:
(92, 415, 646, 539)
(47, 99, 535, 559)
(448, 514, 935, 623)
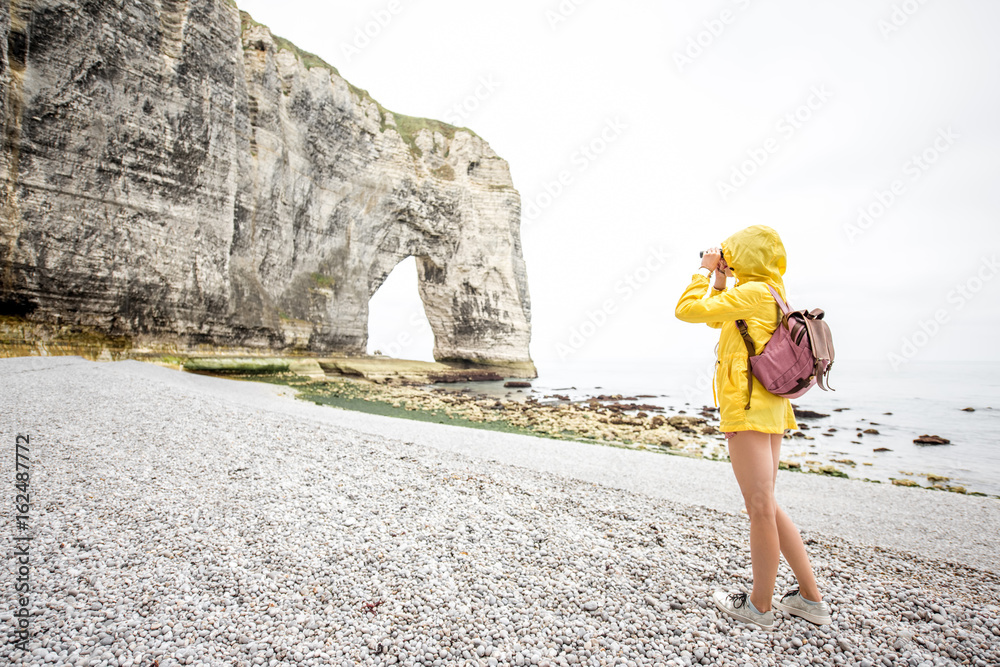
(390, 116, 454, 159)
(240, 11, 340, 76)
(237, 9, 479, 155)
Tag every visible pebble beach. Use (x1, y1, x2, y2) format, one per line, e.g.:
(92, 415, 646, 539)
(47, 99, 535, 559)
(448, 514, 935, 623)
(2, 357, 999, 666)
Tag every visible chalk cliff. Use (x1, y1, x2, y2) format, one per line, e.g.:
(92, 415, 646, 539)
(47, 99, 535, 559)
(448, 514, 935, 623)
(0, 0, 534, 374)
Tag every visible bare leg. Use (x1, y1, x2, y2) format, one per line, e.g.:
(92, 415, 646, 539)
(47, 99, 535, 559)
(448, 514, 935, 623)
(727, 430, 780, 613)
(769, 433, 822, 602)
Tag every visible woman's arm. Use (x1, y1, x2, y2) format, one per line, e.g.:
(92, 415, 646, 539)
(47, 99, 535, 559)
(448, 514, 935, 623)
(704, 282, 728, 329)
(675, 277, 762, 324)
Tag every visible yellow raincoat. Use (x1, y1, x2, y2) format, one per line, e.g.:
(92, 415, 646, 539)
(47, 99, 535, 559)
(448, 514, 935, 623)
(674, 225, 797, 434)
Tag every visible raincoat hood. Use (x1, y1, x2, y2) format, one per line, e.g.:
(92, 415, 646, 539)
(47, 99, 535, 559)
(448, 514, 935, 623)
(720, 225, 787, 301)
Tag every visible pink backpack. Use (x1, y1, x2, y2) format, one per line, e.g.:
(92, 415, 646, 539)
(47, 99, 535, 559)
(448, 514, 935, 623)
(735, 285, 835, 409)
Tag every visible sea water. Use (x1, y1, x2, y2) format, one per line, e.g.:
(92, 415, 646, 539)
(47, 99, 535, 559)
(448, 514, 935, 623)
(469, 358, 1000, 497)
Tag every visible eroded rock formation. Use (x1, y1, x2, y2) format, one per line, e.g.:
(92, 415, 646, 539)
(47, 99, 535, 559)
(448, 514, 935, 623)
(0, 0, 534, 374)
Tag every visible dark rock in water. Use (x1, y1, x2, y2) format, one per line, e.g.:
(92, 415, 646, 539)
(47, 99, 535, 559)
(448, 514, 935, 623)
(883, 412, 893, 415)
(961, 407, 975, 412)
(604, 402, 663, 413)
(792, 407, 830, 419)
(833, 408, 849, 412)
(821, 433, 834, 437)
(873, 447, 891, 452)
(504, 381, 532, 388)
(863, 428, 880, 435)
(914, 435, 951, 445)
(667, 416, 707, 433)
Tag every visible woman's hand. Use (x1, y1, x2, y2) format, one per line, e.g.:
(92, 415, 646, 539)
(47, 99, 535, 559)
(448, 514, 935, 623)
(701, 248, 722, 271)
(714, 256, 731, 290)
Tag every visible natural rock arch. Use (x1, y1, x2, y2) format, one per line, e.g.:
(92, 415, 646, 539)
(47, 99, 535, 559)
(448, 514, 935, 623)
(365, 255, 433, 361)
(0, 0, 535, 375)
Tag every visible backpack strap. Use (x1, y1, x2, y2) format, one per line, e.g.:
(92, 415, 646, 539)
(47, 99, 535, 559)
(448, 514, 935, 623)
(735, 319, 755, 410)
(820, 360, 835, 391)
(766, 284, 790, 316)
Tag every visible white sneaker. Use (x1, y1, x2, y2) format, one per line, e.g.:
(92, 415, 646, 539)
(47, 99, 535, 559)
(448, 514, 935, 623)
(712, 590, 775, 630)
(773, 589, 832, 625)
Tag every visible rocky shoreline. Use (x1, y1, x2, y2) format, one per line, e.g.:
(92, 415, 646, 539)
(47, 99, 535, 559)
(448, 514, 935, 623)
(196, 364, 990, 497)
(278, 375, 727, 460)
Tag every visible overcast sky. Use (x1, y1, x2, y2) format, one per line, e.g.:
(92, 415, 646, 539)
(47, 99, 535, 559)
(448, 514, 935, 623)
(235, 0, 1000, 371)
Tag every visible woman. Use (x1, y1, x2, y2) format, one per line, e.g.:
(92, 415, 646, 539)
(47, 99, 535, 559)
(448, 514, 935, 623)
(674, 225, 831, 630)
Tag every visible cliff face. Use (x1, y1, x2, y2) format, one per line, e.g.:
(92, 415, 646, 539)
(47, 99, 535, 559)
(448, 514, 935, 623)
(0, 0, 534, 372)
